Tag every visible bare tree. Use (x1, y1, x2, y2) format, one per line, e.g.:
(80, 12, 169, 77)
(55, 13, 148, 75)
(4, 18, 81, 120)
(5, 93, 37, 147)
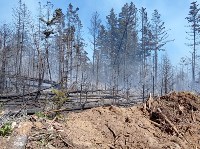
(0, 24, 13, 93)
(151, 9, 172, 86)
(89, 11, 101, 87)
(186, 1, 200, 82)
(12, 0, 31, 93)
(140, 7, 152, 101)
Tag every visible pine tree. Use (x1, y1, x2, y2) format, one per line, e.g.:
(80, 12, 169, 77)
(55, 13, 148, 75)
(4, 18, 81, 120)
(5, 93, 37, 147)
(54, 7, 65, 87)
(151, 9, 171, 85)
(140, 7, 152, 68)
(96, 25, 109, 84)
(186, 1, 200, 82)
(118, 2, 138, 89)
(140, 7, 152, 100)
(161, 54, 174, 94)
(106, 8, 119, 88)
(65, 3, 79, 84)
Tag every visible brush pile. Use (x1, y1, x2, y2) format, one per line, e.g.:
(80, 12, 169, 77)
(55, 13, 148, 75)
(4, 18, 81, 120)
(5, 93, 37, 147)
(144, 92, 200, 147)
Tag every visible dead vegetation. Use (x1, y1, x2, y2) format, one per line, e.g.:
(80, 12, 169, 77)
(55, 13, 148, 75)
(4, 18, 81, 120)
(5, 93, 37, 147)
(144, 91, 200, 148)
(0, 91, 200, 149)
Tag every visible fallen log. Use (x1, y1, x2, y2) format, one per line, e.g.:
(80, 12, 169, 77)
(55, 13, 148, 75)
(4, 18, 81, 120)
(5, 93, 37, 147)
(157, 108, 181, 136)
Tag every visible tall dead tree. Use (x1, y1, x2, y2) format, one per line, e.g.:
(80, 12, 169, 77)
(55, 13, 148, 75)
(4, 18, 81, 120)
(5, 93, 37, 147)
(30, 2, 44, 95)
(186, 1, 200, 82)
(39, 1, 54, 81)
(0, 24, 12, 93)
(65, 3, 79, 84)
(89, 11, 101, 80)
(13, 0, 31, 93)
(52, 7, 66, 88)
(151, 9, 172, 86)
(140, 7, 152, 101)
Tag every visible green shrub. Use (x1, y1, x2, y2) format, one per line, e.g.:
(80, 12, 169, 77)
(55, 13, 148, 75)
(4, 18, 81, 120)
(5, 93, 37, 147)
(51, 89, 68, 110)
(35, 111, 46, 118)
(0, 123, 12, 137)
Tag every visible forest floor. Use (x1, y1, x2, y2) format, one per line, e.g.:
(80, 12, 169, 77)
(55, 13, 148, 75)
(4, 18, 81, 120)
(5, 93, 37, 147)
(0, 91, 200, 149)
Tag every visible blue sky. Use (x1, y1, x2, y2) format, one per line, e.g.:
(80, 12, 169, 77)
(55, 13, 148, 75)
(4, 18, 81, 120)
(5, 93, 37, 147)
(0, 0, 197, 65)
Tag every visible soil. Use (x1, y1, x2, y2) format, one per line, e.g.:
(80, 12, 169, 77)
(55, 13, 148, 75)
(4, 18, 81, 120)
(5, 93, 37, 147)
(1, 91, 200, 149)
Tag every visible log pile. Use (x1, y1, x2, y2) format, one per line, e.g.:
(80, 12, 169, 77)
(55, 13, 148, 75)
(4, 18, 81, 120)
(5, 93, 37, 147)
(0, 88, 142, 129)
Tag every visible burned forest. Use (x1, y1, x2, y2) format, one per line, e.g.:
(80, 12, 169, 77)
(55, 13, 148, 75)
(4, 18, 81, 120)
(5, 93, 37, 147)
(0, 1, 200, 149)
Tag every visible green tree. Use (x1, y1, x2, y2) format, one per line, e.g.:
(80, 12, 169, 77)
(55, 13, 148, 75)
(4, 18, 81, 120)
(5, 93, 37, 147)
(106, 8, 119, 88)
(161, 54, 174, 94)
(117, 3, 138, 89)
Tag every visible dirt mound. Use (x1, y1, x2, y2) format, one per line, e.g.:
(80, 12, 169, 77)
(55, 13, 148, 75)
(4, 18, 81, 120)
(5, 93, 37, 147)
(148, 92, 200, 131)
(28, 105, 186, 149)
(145, 91, 200, 148)
(63, 106, 164, 149)
(3, 91, 199, 149)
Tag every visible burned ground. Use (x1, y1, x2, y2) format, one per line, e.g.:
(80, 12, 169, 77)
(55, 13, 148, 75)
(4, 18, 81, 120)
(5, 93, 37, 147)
(0, 91, 200, 149)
